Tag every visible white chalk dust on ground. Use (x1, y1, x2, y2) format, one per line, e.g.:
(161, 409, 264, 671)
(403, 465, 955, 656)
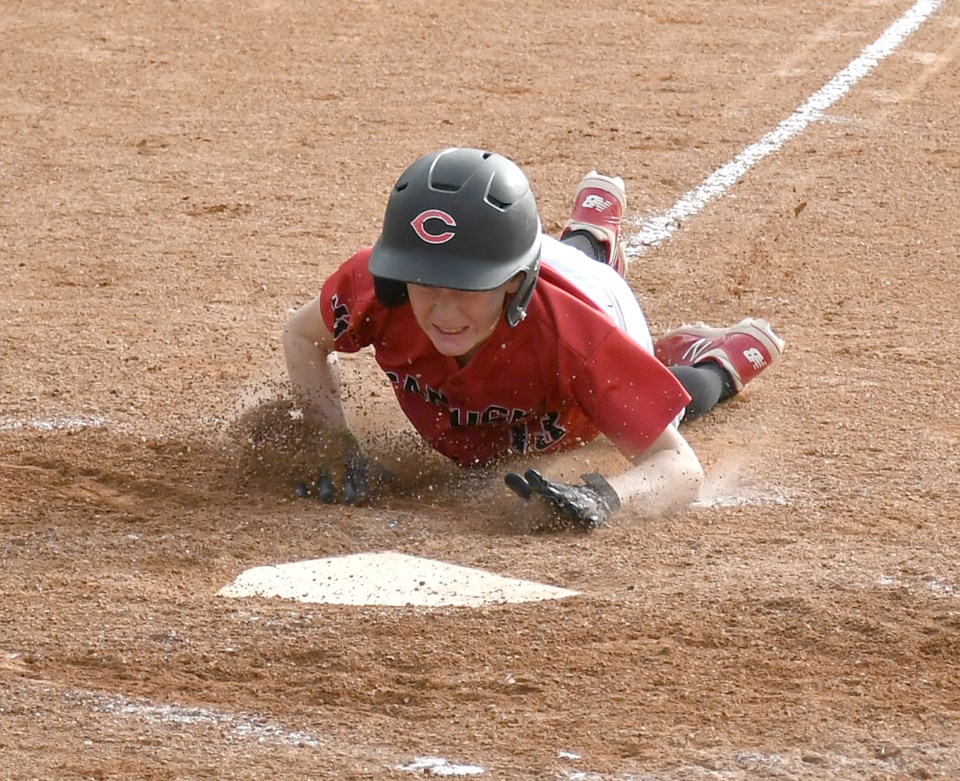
(8, 670, 960, 781)
(692, 461, 791, 508)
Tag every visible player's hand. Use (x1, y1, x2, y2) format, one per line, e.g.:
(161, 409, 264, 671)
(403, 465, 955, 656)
(504, 469, 621, 532)
(296, 455, 394, 504)
(295, 431, 394, 505)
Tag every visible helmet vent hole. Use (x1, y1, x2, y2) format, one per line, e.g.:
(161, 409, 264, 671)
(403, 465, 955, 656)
(432, 183, 460, 192)
(487, 196, 511, 209)
(395, 182, 408, 192)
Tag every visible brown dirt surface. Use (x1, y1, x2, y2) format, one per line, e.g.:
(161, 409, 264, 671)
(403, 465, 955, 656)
(3, 1, 960, 779)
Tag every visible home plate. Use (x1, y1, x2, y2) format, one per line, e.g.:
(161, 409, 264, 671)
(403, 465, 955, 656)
(217, 552, 579, 607)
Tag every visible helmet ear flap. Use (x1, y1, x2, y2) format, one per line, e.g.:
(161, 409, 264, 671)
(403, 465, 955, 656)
(505, 264, 539, 327)
(373, 276, 409, 308)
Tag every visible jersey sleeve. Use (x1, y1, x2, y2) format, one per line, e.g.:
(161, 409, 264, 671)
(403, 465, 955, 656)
(570, 327, 691, 459)
(319, 247, 380, 353)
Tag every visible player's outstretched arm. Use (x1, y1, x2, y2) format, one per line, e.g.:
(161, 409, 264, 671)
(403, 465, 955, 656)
(283, 297, 392, 504)
(606, 424, 704, 518)
(283, 296, 350, 433)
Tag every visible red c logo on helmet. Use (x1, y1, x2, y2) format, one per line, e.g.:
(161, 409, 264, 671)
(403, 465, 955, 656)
(410, 209, 457, 244)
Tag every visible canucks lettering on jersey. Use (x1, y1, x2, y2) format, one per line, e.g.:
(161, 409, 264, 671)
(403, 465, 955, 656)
(385, 370, 568, 453)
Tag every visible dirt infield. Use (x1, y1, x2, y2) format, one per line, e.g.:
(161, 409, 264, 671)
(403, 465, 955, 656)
(2, 1, 959, 779)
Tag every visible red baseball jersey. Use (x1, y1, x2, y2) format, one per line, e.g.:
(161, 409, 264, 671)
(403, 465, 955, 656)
(320, 247, 690, 467)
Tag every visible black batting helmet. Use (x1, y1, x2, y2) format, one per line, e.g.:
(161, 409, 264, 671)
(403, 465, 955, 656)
(369, 148, 542, 327)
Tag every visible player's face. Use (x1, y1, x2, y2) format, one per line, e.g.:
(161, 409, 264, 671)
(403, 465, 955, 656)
(407, 276, 522, 364)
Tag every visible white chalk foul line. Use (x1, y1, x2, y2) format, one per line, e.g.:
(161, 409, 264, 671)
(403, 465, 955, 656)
(62, 688, 322, 747)
(0, 415, 106, 432)
(627, 0, 944, 255)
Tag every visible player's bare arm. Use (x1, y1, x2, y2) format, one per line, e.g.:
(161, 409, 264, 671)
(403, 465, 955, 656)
(282, 296, 350, 433)
(284, 297, 389, 504)
(607, 424, 704, 517)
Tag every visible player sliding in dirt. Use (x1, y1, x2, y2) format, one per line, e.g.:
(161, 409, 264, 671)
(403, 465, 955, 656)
(283, 148, 784, 531)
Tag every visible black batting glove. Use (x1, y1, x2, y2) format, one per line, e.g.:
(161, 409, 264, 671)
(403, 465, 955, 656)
(296, 471, 336, 503)
(504, 469, 621, 532)
(342, 455, 373, 504)
(296, 454, 394, 505)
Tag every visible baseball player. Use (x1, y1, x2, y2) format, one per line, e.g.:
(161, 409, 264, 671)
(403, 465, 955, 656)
(283, 148, 784, 531)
